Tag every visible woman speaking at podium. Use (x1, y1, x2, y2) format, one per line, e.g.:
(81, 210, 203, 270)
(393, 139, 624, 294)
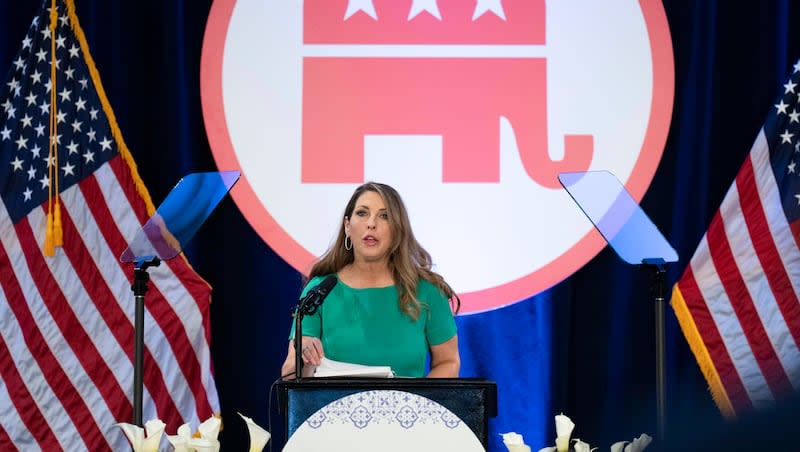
(281, 182, 460, 378)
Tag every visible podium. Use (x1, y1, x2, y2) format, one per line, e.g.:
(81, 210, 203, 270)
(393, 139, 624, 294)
(276, 378, 497, 450)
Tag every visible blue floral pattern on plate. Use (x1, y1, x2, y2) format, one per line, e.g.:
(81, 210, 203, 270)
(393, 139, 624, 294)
(306, 390, 462, 430)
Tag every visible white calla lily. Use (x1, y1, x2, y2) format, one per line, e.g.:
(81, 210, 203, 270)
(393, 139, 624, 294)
(166, 422, 192, 452)
(555, 414, 575, 452)
(610, 440, 629, 452)
(238, 412, 271, 452)
(626, 433, 653, 452)
(500, 431, 532, 452)
(114, 419, 164, 452)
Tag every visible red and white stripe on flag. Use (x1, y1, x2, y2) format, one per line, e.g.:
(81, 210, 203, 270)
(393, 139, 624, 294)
(0, 0, 219, 450)
(672, 61, 800, 418)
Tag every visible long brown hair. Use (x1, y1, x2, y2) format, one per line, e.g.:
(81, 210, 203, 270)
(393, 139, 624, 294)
(309, 182, 460, 319)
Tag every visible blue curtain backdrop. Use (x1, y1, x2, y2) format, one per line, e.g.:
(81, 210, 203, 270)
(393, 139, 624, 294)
(1, 2, 798, 450)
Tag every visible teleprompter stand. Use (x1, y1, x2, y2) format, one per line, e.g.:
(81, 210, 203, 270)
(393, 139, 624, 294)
(559, 171, 678, 444)
(130, 256, 160, 427)
(120, 171, 240, 426)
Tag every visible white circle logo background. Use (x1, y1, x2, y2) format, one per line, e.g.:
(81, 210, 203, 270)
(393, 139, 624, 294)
(201, 0, 674, 313)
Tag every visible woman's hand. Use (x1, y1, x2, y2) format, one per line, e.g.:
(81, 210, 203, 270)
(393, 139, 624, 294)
(300, 336, 324, 367)
(280, 336, 325, 379)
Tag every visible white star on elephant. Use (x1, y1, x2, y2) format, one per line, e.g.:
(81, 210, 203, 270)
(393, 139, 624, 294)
(473, 0, 506, 21)
(344, 0, 377, 20)
(408, 0, 442, 20)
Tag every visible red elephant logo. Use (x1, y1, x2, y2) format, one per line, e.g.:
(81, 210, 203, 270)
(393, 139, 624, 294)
(301, 0, 593, 188)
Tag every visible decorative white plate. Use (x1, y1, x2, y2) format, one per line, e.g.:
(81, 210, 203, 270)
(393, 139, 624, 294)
(283, 390, 484, 451)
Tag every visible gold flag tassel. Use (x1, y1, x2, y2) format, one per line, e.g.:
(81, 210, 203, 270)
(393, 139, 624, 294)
(44, 0, 62, 256)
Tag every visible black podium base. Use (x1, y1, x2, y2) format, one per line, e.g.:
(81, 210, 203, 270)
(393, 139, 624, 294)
(276, 378, 497, 449)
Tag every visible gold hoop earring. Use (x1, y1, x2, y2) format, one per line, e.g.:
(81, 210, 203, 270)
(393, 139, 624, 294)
(345, 235, 352, 250)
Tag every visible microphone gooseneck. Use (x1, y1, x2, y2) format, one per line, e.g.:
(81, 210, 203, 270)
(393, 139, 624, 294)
(294, 275, 338, 380)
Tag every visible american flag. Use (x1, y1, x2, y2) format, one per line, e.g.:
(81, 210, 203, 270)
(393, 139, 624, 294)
(0, 0, 219, 449)
(671, 58, 800, 418)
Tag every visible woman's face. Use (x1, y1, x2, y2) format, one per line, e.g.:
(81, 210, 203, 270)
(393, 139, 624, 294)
(345, 190, 393, 264)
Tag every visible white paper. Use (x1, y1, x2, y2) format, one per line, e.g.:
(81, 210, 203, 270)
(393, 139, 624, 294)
(314, 357, 394, 378)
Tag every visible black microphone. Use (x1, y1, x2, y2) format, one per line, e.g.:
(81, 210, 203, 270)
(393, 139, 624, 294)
(298, 275, 338, 316)
(294, 275, 338, 380)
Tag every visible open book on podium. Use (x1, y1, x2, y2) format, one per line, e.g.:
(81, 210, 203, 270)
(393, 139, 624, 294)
(313, 358, 394, 378)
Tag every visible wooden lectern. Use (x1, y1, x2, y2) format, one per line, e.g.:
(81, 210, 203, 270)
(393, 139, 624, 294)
(277, 378, 497, 449)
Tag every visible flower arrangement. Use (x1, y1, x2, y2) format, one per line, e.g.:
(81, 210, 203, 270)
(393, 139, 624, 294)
(115, 412, 270, 452)
(501, 414, 652, 452)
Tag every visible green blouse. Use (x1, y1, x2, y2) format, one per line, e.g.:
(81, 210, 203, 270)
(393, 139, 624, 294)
(290, 275, 457, 377)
